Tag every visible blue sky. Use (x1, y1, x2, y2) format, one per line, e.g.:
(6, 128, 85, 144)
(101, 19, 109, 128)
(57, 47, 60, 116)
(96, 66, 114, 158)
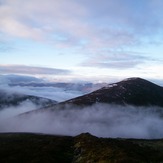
(0, 0, 163, 82)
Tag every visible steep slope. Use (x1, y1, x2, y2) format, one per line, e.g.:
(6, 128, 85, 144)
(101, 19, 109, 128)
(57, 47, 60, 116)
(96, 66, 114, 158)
(64, 77, 163, 107)
(0, 132, 163, 162)
(0, 89, 57, 109)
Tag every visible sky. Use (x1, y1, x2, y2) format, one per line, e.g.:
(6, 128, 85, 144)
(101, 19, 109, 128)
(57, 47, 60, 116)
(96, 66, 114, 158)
(0, 0, 163, 83)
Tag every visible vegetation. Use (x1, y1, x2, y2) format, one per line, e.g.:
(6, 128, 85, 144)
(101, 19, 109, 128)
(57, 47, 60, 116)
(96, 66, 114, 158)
(0, 133, 163, 162)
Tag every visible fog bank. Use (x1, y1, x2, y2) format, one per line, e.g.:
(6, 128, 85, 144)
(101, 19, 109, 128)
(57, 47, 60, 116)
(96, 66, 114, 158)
(0, 104, 163, 139)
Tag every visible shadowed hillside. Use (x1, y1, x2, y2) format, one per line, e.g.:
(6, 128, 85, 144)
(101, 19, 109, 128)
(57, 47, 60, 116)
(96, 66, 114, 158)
(0, 89, 57, 109)
(0, 133, 163, 163)
(63, 78, 163, 107)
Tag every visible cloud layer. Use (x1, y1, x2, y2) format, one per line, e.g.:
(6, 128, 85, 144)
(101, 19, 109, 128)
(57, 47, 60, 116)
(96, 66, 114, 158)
(0, 74, 94, 102)
(1, 103, 163, 139)
(81, 52, 148, 69)
(0, 65, 71, 75)
(0, 0, 163, 77)
(0, 0, 162, 51)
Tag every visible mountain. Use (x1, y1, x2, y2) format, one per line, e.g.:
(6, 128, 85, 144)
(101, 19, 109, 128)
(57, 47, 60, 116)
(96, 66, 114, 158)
(63, 77, 163, 107)
(0, 132, 163, 162)
(0, 89, 57, 109)
(18, 77, 163, 117)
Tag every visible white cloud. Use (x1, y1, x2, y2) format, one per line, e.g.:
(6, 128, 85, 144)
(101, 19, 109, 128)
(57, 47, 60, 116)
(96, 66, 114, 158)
(0, 0, 87, 42)
(0, 74, 90, 102)
(1, 0, 162, 50)
(0, 64, 71, 75)
(81, 51, 147, 69)
(0, 0, 163, 78)
(0, 101, 39, 121)
(1, 104, 163, 139)
(5, 85, 83, 102)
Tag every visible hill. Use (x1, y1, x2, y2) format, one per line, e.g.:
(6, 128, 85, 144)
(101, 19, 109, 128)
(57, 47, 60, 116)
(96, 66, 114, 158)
(63, 77, 163, 107)
(0, 132, 163, 162)
(0, 89, 57, 109)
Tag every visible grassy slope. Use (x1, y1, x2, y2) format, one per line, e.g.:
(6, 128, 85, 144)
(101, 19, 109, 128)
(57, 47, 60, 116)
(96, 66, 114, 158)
(0, 133, 73, 163)
(0, 133, 163, 163)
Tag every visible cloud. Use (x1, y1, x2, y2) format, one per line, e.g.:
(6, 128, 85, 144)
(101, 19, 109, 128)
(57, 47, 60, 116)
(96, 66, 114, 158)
(0, 74, 89, 102)
(1, 103, 163, 139)
(0, 0, 87, 42)
(0, 0, 162, 51)
(84, 0, 163, 36)
(81, 51, 147, 69)
(3, 85, 83, 102)
(0, 64, 71, 75)
(0, 101, 39, 121)
(0, 74, 44, 84)
(1, 0, 163, 78)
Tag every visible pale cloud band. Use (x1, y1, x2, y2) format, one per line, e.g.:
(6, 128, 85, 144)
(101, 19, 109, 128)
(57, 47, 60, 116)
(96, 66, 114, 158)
(0, 65, 71, 75)
(81, 52, 148, 69)
(0, 0, 162, 50)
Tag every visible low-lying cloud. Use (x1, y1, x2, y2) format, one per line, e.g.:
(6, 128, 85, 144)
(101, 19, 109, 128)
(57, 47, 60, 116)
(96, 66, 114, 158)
(0, 74, 84, 102)
(1, 103, 163, 139)
(0, 101, 39, 121)
(1, 85, 83, 102)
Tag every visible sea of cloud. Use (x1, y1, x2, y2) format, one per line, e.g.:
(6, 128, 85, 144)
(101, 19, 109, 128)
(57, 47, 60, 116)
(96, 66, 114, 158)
(0, 74, 163, 139)
(0, 75, 86, 102)
(4, 85, 83, 102)
(0, 103, 163, 139)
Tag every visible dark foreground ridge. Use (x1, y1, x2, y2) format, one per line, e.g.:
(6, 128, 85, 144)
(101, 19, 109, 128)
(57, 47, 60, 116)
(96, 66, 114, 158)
(63, 77, 163, 107)
(0, 132, 163, 162)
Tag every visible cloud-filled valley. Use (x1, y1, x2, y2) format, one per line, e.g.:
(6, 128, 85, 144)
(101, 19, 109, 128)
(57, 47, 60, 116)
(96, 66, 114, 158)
(1, 103, 163, 139)
(0, 75, 163, 139)
(0, 74, 101, 102)
(0, 101, 39, 121)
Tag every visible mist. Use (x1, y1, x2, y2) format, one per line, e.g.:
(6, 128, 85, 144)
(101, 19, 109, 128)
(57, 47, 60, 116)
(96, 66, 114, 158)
(0, 84, 83, 102)
(6, 85, 83, 102)
(0, 74, 93, 102)
(0, 101, 40, 121)
(0, 103, 163, 139)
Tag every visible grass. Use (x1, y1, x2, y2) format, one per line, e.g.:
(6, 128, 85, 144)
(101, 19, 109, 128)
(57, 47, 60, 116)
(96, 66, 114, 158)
(0, 132, 163, 162)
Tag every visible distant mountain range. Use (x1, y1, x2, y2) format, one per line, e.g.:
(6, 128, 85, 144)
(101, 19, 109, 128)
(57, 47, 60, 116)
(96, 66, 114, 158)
(61, 77, 163, 107)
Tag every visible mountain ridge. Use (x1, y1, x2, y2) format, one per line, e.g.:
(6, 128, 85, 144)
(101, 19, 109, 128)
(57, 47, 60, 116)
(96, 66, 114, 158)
(0, 132, 163, 162)
(11, 77, 163, 116)
(0, 89, 57, 109)
(62, 77, 163, 107)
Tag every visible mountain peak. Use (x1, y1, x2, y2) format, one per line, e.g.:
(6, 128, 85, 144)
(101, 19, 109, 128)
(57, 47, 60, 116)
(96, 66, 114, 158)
(65, 77, 163, 107)
(119, 77, 155, 85)
(122, 77, 142, 81)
